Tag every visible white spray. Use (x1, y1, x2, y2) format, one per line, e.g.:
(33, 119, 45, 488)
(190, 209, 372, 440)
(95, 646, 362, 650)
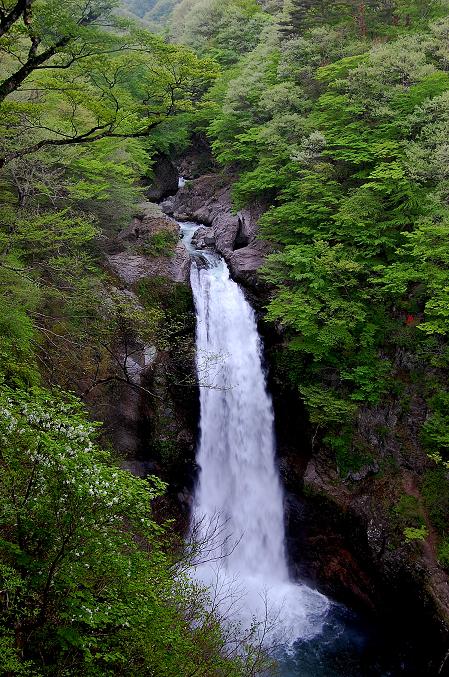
(183, 222, 329, 646)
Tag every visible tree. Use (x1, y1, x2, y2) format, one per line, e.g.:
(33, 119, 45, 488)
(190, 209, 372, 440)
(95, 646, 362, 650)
(0, 0, 216, 166)
(0, 0, 33, 39)
(278, 0, 315, 37)
(0, 385, 272, 676)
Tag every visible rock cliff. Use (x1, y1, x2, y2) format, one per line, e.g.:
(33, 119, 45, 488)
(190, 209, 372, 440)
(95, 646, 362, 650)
(94, 202, 198, 517)
(161, 173, 271, 288)
(163, 166, 449, 672)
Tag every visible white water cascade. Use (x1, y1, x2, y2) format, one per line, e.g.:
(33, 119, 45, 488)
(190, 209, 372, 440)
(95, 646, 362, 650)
(182, 222, 330, 647)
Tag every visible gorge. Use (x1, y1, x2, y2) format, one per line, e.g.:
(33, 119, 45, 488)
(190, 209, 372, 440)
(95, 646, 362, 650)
(184, 220, 329, 645)
(3, 0, 449, 674)
(176, 211, 431, 675)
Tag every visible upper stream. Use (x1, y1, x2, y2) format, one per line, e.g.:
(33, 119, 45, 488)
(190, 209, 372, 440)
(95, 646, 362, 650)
(180, 220, 423, 676)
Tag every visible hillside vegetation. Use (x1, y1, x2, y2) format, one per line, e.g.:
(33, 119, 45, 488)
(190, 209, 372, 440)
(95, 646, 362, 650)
(3, 0, 449, 673)
(0, 1, 267, 674)
(165, 0, 449, 566)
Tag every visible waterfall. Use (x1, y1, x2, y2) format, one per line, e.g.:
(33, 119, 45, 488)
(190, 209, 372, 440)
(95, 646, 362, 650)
(183, 222, 329, 647)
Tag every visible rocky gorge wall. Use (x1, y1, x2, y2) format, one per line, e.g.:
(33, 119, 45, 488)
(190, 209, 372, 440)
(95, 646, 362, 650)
(80, 198, 200, 524)
(161, 173, 272, 289)
(82, 151, 449, 673)
(156, 158, 449, 674)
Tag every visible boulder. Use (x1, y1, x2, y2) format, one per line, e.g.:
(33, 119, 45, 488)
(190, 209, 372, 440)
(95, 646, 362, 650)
(160, 197, 175, 214)
(191, 225, 215, 249)
(228, 241, 273, 287)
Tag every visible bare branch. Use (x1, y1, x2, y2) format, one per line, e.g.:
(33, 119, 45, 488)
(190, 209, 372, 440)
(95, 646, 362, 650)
(0, 117, 165, 167)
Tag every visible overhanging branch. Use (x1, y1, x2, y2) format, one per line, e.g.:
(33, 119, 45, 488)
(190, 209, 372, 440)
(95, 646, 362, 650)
(0, 0, 33, 39)
(0, 117, 166, 167)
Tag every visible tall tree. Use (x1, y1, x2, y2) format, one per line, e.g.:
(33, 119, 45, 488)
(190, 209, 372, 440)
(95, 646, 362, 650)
(0, 0, 215, 165)
(278, 0, 314, 36)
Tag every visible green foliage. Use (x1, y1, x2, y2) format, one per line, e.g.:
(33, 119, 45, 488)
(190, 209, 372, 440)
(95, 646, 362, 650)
(138, 275, 194, 318)
(422, 468, 449, 534)
(136, 276, 195, 366)
(4, 0, 449, 668)
(325, 430, 376, 477)
(0, 0, 217, 391)
(0, 1, 217, 166)
(421, 393, 449, 463)
(299, 386, 357, 426)
(142, 229, 179, 256)
(438, 538, 449, 570)
(0, 254, 41, 387)
(170, 0, 269, 65)
(393, 494, 424, 528)
(404, 525, 429, 542)
(195, 0, 449, 473)
(0, 386, 261, 676)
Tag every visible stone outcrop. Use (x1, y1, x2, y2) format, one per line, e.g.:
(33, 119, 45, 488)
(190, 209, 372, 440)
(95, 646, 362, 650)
(301, 392, 449, 642)
(161, 174, 271, 287)
(106, 202, 190, 284)
(94, 201, 197, 512)
(145, 153, 179, 201)
(263, 334, 449, 673)
(228, 240, 270, 287)
(191, 226, 215, 249)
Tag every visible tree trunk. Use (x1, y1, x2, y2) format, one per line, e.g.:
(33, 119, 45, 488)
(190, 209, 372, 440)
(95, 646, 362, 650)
(0, 0, 32, 39)
(356, 2, 367, 37)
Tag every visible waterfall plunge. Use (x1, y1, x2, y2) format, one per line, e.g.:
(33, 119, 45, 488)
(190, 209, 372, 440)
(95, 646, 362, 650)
(185, 226, 329, 647)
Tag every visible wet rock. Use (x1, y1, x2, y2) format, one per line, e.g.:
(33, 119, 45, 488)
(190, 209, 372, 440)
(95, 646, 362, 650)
(191, 225, 215, 249)
(302, 432, 449, 653)
(346, 461, 380, 482)
(172, 242, 191, 283)
(160, 197, 175, 214)
(168, 174, 271, 286)
(228, 241, 272, 287)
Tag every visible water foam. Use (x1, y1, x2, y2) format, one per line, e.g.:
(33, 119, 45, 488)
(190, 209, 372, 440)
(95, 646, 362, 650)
(184, 225, 329, 647)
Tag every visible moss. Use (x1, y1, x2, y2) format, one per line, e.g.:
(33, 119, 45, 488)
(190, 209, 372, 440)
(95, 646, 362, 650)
(438, 538, 449, 571)
(393, 493, 423, 528)
(325, 429, 376, 477)
(141, 230, 178, 257)
(137, 276, 193, 317)
(155, 437, 179, 464)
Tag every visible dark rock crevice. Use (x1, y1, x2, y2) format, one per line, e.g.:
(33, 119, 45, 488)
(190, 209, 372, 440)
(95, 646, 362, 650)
(145, 153, 179, 202)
